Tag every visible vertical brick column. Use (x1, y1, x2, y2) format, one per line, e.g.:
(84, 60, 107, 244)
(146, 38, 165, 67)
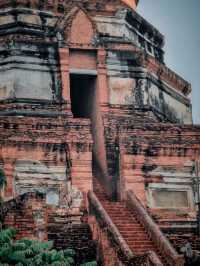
(4, 161, 14, 198)
(95, 48, 110, 196)
(58, 47, 71, 112)
(70, 145, 93, 194)
(97, 48, 109, 108)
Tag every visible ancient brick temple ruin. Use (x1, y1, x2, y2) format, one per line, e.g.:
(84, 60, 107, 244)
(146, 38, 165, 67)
(0, 0, 200, 265)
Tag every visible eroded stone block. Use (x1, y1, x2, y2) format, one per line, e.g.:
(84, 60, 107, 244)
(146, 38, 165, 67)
(17, 14, 42, 25)
(0, 15, 14, 25)
(109, 77, 135, 105)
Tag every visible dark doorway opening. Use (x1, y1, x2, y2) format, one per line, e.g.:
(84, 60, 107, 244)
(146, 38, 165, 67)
(70, 74, 96, 118)
(70, 73, 112, 199)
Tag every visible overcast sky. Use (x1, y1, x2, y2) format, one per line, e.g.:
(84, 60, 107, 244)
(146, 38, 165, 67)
(137, 0, 200, 124)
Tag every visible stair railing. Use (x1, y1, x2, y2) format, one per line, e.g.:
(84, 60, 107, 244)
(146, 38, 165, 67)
(147, 251, 164, 266)
(88, 191, 134, 263)
(126, 190, 185, 266)
(88, 191, 163, 265)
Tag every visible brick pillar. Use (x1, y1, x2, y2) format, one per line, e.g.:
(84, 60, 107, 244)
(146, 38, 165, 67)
(70, 146, 93, 194)
(58, 47, 71, 113)
(97, 48, 109, 108)
(4, 161, 14, 198)
(95, 48, 110, 196)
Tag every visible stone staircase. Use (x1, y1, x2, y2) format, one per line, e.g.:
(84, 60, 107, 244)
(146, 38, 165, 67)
(47, 210, 97, 264)
(93, 178, 169, 265)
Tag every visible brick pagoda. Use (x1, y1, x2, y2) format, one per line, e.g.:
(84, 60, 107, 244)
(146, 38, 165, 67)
(0, 0, 200, 265)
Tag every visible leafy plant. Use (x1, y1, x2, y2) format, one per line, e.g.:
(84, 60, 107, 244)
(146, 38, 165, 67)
(0, 171, 97, 266)
(0, 228, 97, 266)
(81, 262, 97, 266)
(0, 228, 75, 265)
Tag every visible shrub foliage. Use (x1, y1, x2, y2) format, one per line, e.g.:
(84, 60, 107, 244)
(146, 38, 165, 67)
(0, 228, 96, 266)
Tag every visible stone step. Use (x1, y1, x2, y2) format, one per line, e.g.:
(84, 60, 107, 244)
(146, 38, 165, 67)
(93, 177, 167, 265)
(120, 231, 149, 236)
(114, 223, 144, 229)
(121, 234, 150, 240)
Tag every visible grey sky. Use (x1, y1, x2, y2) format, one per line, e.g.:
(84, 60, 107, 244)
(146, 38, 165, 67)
(137, 0, 200, 124)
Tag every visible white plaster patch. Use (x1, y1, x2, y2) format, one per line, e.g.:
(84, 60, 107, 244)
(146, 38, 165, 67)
(0, 70, 15, 99)
(15, 160, 67, 180)
(109, 77, 135, 105)
(147, 183, 194, 210)
(63, 184, 83, 209)
(46, 190, 59, 206)
(149, 83, 192, 124)
(14, 160, 67, 197)
(18, 14, 42, 25)
(14, 69, 53, 100)
(69, 186, 83, 208)
(0, 54, 56, 101)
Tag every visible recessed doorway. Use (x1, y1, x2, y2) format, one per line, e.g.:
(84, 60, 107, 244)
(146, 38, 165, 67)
(70, 74, 96, 119)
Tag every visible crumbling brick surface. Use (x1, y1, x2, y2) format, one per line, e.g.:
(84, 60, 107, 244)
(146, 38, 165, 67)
(1, 192, 97, 264)
(103, 114, 200, 217)
(0, 0, 199, 264)
(0, 116, 93, 200)
(88, 215, 126, 266)
(2, 192, 47, 241)
(47, 210, 97, 264)
(167, 234, 200, 253)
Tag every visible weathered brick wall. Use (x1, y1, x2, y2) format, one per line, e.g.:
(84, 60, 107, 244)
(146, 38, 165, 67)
(0, 1, 199, 264)
(0, 0, 130, 15)
(103, 114, 200, 218)
(88, 215, 125, 266)
(48, 211, 97, 264)
(167, 233, 200, 252)
(0, 116, 93, 206)
(1, 193, 98, 264)
(2, 192, 48, 241)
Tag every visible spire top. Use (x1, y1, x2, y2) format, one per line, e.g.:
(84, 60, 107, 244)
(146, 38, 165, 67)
(122, 0, 139, 10)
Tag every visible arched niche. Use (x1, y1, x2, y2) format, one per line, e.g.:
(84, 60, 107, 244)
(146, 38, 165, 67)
(69, 9, 94, 44)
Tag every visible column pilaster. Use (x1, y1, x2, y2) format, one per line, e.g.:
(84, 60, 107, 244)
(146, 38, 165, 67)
(97, 48, 109, 110)
(4, 161, 14, 198)
(59, 47, 71, 113)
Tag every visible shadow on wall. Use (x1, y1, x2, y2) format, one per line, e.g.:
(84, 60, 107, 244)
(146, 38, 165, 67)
(150, 93, 180, 123)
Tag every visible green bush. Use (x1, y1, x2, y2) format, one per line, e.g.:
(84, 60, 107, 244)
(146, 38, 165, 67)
(0, 228, 97, 266)
(81, 262, 97, 266)
(0, 172, 97, 266)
